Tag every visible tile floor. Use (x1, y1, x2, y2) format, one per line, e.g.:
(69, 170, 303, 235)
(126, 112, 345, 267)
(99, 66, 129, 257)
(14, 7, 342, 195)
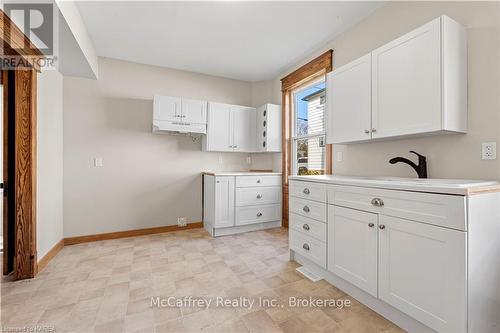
(1, 228, 404, 332)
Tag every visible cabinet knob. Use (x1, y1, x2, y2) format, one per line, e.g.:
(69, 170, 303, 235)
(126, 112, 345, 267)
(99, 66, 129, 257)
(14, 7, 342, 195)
(302, 243, 310, 251)
(256, 194, 262, 199)
(257, 179, 261, 183)
(257, 212, 262, 217)
(364, 129, 370, 134)
(372, 128, 377, 133)
(303, 188, 310, 195)
(303, 224, 310, 231)
(379, 224, 386, 230)
(371, 198, 384, 207)
(303, 206, 310, 213)
(368, 223, 375, 228)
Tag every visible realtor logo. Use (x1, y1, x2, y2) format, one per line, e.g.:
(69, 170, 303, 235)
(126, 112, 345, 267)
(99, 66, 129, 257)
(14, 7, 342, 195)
(1, 1, 58, 69)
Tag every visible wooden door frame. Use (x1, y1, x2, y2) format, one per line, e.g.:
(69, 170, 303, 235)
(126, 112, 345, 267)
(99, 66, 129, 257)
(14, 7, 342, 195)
(1, 10, 43, 279)
(280, 50, 334, 227)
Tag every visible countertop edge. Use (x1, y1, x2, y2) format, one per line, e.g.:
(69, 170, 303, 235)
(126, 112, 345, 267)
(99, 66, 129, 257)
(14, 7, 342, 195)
(288, 176, 500, 196)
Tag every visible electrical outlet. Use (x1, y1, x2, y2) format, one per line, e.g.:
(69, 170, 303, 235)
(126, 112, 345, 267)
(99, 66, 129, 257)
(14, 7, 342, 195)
(177, 217, 187, 227)
(482, 142, 497, 160)
(94, 157, 103, 167)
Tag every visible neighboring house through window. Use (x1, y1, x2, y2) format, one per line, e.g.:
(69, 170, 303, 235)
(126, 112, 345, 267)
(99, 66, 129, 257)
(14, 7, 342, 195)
(291, 78, 326, 175)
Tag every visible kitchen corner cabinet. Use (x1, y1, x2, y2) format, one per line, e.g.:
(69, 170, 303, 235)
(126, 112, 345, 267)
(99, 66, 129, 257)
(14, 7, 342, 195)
(326, 15, 467, 144)
(202, 102, 256, 152)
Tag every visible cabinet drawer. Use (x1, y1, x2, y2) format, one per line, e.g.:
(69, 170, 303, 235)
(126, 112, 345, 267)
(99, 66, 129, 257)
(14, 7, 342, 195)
(236, 186, 281, 206)
(328, 185, 467, 230)
(290, 180, 327, 203)
(290, 213, 327, 242)
(235, 204, 280, 226)
(290, 230, 326, 268)
(290, 197, 326, 223)
(236, 175, 281, 188)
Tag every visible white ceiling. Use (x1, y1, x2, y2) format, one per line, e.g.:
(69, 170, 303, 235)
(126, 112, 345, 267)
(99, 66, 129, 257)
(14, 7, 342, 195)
(76, 1, 383, 82)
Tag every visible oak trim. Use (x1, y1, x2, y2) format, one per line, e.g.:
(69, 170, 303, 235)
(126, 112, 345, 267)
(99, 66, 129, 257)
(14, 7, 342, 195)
(281, 50, 333, 92)
(36, 239, 64, 273)
(64, 222, 204, 245)
(13, 69, 37, 280)
(280, 50, 334, 227)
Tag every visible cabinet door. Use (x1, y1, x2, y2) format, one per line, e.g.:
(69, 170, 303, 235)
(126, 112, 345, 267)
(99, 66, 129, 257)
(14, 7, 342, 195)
(214, 177, 235, 228)
(328, 206, 378, 297)
(232, 106, 256, 152)
(181, 98, 207, 124)
(154, 96, 181, 122)
(207, 102, 233, 152)
(326, 54, 372, 144)
(372, 18, 441, 138)
(378, 215, 466, 332)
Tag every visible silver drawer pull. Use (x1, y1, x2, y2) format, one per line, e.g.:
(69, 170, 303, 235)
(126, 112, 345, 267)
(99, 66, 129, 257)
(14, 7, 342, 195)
(303, 224, 310, 231)
(256, 194, 262, 199)
(371, 198, 384, 207)
(302, 243, 310, 251)
(303, 206, 310, 213)
(303, 188, 310, 195)
(368, 223, 375, 228)
(257, 179, 261, 183)
(256, 212, 262, 217)
(379, 224, 386, 230)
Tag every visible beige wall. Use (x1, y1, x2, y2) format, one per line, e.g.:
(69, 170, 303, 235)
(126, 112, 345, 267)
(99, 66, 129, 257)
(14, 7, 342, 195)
(63, 58, 264, 237)
(273, 1, 500, 180)
(38, 70, 64, 257)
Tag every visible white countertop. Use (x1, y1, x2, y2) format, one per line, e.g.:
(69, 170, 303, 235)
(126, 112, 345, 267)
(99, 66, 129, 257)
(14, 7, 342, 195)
(203, 171, 281, 176)
(288, 175, 500, 195)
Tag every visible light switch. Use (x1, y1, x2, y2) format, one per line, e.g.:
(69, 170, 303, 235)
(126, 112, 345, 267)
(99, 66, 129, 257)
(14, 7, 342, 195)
(94, 157, 103, 167)
(336, 151, 343, 162)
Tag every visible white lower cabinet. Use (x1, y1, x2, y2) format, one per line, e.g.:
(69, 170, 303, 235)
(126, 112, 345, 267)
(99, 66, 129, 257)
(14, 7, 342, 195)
(288, 179, 498, 333)
(378, 215, 466, 332)
(204, 173, 281, 236)
(214, 176, 235, 228)
(328, 205, 378, 297)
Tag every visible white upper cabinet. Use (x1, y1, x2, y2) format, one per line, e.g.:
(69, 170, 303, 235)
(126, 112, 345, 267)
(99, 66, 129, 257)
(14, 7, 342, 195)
(181, 98, 207, 124)
(233, 106, 256, 152)
(203, 102, 257, 152)
(154, 96, 181, 122)
(372, 18, 442, 138)
(256, 104, 281, 152)
(326, 54, 371, 144)
(326, 15, 467, 144)
(204, 102, 233, 152)
(153, 96, 207, 134)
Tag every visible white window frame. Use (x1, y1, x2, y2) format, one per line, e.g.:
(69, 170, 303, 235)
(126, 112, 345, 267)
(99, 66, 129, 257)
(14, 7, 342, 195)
(291, 76, 327, 176)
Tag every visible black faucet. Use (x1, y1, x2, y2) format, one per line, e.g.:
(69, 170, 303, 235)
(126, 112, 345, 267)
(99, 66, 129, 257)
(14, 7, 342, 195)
(389, 151, 427, 179)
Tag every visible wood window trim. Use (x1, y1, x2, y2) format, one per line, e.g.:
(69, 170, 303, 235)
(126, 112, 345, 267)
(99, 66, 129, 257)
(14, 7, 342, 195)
(280, 50, 333, 228)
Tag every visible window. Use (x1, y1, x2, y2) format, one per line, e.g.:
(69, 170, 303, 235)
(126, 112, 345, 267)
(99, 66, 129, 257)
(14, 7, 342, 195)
(291, 78, 326, 175)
